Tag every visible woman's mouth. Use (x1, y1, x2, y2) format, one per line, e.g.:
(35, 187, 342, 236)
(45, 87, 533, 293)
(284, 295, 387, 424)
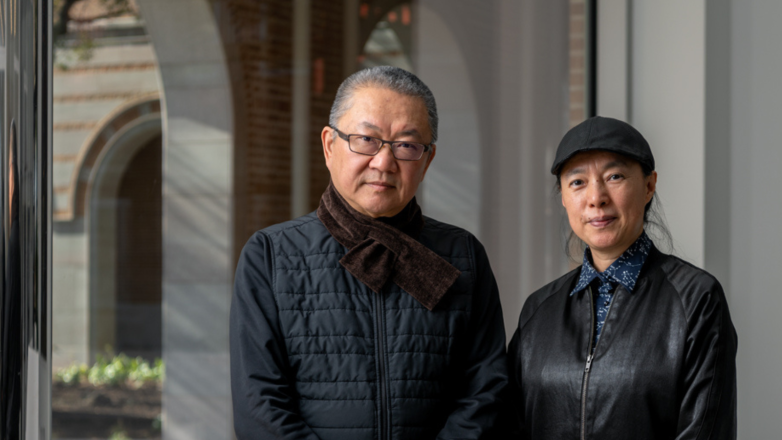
(588, 216, 616, 228)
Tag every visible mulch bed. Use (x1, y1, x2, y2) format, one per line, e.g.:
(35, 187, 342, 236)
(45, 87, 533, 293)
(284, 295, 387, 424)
(52, 382, 161, 439)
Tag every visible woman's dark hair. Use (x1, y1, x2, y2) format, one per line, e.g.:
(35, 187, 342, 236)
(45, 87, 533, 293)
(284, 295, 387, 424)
(555, 161, 674, 262)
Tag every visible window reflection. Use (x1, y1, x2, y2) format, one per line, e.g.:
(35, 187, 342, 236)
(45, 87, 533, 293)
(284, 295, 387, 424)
(360, 4, 413, 70)
(50, 1, 592, 439)
(52, 0, 162, 438)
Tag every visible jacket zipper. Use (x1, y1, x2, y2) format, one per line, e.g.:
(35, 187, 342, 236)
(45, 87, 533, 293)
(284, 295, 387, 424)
(374, 290, 389, 440)
(580, 285, 617, 440)
(580, 286, 595, 440)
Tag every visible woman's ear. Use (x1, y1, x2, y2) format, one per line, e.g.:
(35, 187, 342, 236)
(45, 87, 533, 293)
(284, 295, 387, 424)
(645, 170, 658, 203)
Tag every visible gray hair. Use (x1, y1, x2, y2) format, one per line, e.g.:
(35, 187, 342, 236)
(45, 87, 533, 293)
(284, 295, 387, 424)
(329, 66, 439, 143)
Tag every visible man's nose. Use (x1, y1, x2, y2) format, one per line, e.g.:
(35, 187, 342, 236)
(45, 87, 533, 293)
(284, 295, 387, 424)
(369, 143, 398, 172)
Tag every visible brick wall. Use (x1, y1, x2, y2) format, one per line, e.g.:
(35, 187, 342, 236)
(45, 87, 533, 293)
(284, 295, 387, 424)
(308, 1, 345, 208)
(216, 0, 293, 252)
(215, 0, 418, 258)
(217, 0, 357, 257)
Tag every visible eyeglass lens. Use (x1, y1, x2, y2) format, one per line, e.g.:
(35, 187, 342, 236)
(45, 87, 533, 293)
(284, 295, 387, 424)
(349, 135, 425, 160)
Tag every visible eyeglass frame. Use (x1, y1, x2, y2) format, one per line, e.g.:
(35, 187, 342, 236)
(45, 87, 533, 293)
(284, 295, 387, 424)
(329, 126, 434, 161)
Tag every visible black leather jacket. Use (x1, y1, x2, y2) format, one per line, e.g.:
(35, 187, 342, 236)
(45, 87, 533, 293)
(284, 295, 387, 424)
(508, 246, 737, 439)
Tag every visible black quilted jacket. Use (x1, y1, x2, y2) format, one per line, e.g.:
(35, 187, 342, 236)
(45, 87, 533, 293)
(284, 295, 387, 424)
(230, 212, 509, 439)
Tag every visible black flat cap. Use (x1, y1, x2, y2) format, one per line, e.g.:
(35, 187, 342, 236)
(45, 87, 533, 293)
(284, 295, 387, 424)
(551, 116, 655, 175)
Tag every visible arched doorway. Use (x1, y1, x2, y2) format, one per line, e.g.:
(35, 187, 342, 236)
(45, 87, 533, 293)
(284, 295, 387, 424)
(114, 135, 162, 360)
(78, 97, 162, 361)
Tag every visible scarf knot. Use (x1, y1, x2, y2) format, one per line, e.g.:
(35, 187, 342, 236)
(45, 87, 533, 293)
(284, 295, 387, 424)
(317, 183, 461, 311)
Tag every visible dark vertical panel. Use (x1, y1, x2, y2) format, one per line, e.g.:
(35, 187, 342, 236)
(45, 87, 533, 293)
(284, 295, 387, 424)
(587, 0, 597, 117)
(2, 120, 22, 439)
(37, 0, 53, 437)
(0, 0, 23, 435)
(0, 0, 51, 438)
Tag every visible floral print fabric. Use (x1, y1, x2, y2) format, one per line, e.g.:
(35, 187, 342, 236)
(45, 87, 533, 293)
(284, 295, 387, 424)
(570, 231, 653, 346)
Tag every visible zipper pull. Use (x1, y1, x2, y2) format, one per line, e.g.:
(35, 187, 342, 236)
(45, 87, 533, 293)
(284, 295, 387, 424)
(585, 354, 593, 373)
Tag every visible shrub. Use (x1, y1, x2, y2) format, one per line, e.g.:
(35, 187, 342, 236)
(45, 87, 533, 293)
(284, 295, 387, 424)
(55, 353, 164, 387)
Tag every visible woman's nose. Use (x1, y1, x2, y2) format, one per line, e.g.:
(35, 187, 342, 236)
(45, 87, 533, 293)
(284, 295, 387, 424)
(587, 181, 609, 207)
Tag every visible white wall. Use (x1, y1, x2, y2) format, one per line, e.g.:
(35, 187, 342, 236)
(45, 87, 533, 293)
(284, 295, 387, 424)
(728, 1, 782, 437)
(631, 0, 706, 265)
(415, 3, 483, 237)
(51, 229, 88, 367)
(626, 1, 782, 437)
(414, 0, 571, 339)
(136, 1, 235, 439)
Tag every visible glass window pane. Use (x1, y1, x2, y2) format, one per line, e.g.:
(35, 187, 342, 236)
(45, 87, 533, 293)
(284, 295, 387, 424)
(52, 1, 163, 438)
(51, 1, 593, 438)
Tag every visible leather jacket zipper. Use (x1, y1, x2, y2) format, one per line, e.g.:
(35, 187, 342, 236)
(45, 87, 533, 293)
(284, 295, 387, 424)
(374, 290, 389, 440)
(580, 286, 595, 440)
(581, 285, 616, 440)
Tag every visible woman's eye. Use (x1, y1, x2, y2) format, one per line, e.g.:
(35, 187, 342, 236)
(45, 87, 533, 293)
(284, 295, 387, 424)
(569, 179, 584, 187)
(608, 173, 624, 181)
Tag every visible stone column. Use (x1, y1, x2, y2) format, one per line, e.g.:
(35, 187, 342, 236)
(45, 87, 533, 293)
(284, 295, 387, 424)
(630, 0, 707, 265)
(135, 1, 235, 438)
(415, 0, 571, 338)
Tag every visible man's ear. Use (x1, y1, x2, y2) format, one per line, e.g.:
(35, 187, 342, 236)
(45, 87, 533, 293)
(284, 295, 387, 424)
(420, 144, 436, 181)
(322, 126, 335, 170)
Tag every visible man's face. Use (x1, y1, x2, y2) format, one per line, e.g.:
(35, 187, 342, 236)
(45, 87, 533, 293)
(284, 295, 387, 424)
(322, 86, 436, 218)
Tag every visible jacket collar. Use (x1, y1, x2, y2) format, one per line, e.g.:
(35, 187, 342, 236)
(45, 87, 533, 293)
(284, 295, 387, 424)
(570, 231, 653, 296)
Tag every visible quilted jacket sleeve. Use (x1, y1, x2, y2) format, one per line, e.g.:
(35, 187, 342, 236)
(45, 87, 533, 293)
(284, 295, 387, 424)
(436, 236, 512, 439)
(675, 278, 737, 440)
(230, 232, 321, 440)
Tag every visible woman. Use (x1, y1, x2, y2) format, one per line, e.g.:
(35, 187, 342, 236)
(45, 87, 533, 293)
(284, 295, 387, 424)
(508, 116, 737, 439)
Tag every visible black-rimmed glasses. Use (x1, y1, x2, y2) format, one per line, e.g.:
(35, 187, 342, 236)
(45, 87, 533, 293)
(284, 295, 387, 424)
(330, 126, 432, 161)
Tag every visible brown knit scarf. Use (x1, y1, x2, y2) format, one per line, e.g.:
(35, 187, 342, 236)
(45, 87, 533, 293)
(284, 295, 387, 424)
(317, 182, 461, 311)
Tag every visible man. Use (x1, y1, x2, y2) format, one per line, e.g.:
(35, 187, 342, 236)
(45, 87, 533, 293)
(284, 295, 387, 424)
(230, 66, 508, 439)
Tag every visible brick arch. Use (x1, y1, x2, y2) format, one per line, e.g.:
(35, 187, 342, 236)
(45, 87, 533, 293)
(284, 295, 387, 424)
(82, 94, 162, 361)
(62, 94, 161, 222)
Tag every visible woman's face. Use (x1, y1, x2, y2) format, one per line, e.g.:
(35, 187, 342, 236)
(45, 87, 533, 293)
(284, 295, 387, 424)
(560, 150, 657, 267)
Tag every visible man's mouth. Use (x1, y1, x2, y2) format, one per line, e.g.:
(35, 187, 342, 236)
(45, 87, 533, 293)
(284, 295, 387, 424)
(366, 181, 395, 190)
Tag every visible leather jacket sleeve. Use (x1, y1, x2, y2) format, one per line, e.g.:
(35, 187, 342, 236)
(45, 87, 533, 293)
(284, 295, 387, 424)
(674, 278, 737, 440)
(436, 236, 511, 439)
(506, 327, 525, 438)
(230, 231, 321, 440)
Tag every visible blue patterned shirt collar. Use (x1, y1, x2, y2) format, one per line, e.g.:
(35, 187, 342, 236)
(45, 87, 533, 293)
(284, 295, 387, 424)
(570, 231, 653, 296)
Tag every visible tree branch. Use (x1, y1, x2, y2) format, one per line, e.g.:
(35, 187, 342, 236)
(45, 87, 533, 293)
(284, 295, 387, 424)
(53, 0, 80, 40)
(70, 9, 134, 24)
